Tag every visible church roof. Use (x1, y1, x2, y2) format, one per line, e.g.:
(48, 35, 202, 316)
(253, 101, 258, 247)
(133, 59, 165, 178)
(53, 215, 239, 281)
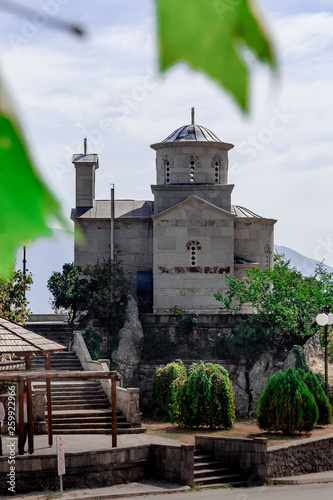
(231, 205, 277, 223)
(162, 124, 222, 143)
(71, 200, 154, 220)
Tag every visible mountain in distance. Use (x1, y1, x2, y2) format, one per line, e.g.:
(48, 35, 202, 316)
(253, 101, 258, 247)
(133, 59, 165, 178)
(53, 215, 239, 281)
(18, 231, 333, 314)
(274, 245, 333, 276)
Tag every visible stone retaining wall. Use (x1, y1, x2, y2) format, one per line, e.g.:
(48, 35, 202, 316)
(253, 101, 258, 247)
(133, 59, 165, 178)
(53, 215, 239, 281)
(267, 434, 333, 478)
(195, 435, 268, 482)
(0, 443, 194, 495)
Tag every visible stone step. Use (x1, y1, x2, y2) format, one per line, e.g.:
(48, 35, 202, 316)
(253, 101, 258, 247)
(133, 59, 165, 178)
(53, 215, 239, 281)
(51, 428, 145, 435)
(194, 467, 235, 479)
(52, 422, 131, 430)
(193, 473, 247, 486)
(51, 403, 110, 410)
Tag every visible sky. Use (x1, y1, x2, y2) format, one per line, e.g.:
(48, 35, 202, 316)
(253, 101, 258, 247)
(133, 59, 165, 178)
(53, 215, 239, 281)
(0, 0, 332, 310)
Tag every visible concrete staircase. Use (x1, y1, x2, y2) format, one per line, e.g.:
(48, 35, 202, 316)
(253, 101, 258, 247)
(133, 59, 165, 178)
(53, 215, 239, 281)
(31, 352, 132, 434)
(193, 449, 248, 487)
(26, 321, 73, 350)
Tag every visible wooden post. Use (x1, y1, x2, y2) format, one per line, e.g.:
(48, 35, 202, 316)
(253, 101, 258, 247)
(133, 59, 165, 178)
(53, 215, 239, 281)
(45, 353, 53, 446)
(25, 355, 34, 454)
(18, 377, 25, 455)
(111, 375, 117, 448)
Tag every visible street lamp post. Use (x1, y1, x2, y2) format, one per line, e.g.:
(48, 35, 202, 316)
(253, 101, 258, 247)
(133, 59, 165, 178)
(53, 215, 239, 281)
(315, 306, 333, 397)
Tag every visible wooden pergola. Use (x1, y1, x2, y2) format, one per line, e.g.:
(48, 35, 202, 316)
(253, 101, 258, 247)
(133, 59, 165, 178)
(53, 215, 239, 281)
(0, 318, 118, 455)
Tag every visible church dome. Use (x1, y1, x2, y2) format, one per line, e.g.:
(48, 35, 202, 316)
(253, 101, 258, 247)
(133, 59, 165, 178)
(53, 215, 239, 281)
(162, 124, 222, 143)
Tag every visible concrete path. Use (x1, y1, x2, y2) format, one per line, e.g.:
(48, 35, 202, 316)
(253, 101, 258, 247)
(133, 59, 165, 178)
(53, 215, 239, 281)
(2, 432, 185, 456)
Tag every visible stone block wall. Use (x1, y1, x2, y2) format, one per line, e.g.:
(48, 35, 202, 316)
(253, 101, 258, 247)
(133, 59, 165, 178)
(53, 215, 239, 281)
(195, 435, 268, 482)
(151, 444, 194, 485)
(267, 434, 333, 478)
(0, 443, 193, 495)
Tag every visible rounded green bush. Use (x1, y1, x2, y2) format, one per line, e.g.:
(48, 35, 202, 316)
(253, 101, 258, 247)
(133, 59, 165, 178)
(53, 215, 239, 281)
(298, 369, 332, 425)
(170, 361, 235, 429)
(257, 367, 319, 434)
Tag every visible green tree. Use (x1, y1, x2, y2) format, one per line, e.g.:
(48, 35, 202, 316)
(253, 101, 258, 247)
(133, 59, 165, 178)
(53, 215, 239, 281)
(170, 361, 235, 429)
(215, 255, 333, 350)
(47, 262, 86, 323)
(47, 260, 132, 326)
(257, 368, 319, 435)
(0, 262, 32, 324)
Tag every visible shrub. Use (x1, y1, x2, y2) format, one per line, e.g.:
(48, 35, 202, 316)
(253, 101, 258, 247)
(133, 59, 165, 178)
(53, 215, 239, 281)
(151, 360, 187, 417)
(298, 369, 332, 425)
(170, 362, 235, 429)
(257, 368, 319, 434)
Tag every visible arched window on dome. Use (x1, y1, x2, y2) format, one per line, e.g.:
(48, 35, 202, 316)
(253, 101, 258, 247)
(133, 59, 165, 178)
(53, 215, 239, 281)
(186, 240, 201, 267)
(265, 244, 272, 268)
(189, 159, 196, 183)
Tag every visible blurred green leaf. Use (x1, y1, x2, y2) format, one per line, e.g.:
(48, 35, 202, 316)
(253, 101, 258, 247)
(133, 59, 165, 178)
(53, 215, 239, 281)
(0, 78, 67, 277)
(156, 0, 277, 112)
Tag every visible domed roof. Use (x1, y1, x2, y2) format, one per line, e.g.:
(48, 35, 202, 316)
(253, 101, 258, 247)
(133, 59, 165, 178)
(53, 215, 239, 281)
(162, 123, 222, 143)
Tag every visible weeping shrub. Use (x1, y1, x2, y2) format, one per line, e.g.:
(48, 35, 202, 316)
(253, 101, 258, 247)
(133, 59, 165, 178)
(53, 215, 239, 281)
(151, 360, 187, 416)
(170, 362, 235, 429)
(298, 369, 332, 425)
(257, 367, 319, 434)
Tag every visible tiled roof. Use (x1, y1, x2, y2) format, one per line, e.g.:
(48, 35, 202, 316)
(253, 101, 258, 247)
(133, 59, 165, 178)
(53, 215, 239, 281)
(0, 318, 65, 355)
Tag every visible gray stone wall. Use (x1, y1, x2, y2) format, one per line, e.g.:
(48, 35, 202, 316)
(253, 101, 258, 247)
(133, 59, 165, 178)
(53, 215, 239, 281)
(74, 217, 153, 276)
(152, 197, 235, 313)
(267, 434, 333, 478)
(0, 443, 194, 495)
(234, 219, 275, 271)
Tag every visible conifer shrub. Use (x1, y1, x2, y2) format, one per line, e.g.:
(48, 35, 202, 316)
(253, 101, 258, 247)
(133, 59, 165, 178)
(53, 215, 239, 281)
(170, 362, 235, 429)
(151, 360, 187, 416)
(257, 368, 319, 434)
(298, 369, 332, 425)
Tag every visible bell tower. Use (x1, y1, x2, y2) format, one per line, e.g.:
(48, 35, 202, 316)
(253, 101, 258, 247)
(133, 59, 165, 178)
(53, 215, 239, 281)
(150, 108, 235, 214)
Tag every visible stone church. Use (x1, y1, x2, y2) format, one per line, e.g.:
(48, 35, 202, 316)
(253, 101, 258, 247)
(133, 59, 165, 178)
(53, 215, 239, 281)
(71, 111, 276, 314)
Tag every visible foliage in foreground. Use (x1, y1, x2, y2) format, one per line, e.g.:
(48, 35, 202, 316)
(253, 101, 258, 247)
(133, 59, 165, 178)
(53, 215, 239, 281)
(257, 368, 319, 434)
(170, 361, 235, 429)
(0, 263, 33, 324)
(47, 260, 132, 326)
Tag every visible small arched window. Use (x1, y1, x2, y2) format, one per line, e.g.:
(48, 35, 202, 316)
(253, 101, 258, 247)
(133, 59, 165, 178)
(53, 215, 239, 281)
(186, 240, 201, 266)
(214, 160, 220, 183)
(265, 244, 272, 268)
(189, 159, 196, 183)
(164, 159, 170, 184)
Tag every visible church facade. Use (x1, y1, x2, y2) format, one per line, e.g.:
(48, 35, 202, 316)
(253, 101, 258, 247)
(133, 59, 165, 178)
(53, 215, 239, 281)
(71, 113, 276, 314)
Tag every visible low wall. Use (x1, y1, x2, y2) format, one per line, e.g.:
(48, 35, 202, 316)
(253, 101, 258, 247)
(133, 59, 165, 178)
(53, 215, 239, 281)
(267, 434, 333, 478)
(27, 314, 69, 323)
(195, 435, 268, 482)
(151, 444, 194, 485)
(0, 443, 194, 495)
(73, 332, 142, 427)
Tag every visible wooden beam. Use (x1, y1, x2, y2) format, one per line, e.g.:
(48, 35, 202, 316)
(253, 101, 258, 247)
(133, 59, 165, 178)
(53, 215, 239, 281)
(111, 376, 117, 448)
(45, 353, 53, 447)
(18, 378, 24, 456)
(25, 355, 34, 454)
(0, 370, 120, 380)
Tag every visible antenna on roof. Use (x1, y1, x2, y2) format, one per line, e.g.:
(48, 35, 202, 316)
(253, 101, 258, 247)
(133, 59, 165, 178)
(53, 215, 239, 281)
(84, 137, 87, 155)
(191, 107, 195, 125)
